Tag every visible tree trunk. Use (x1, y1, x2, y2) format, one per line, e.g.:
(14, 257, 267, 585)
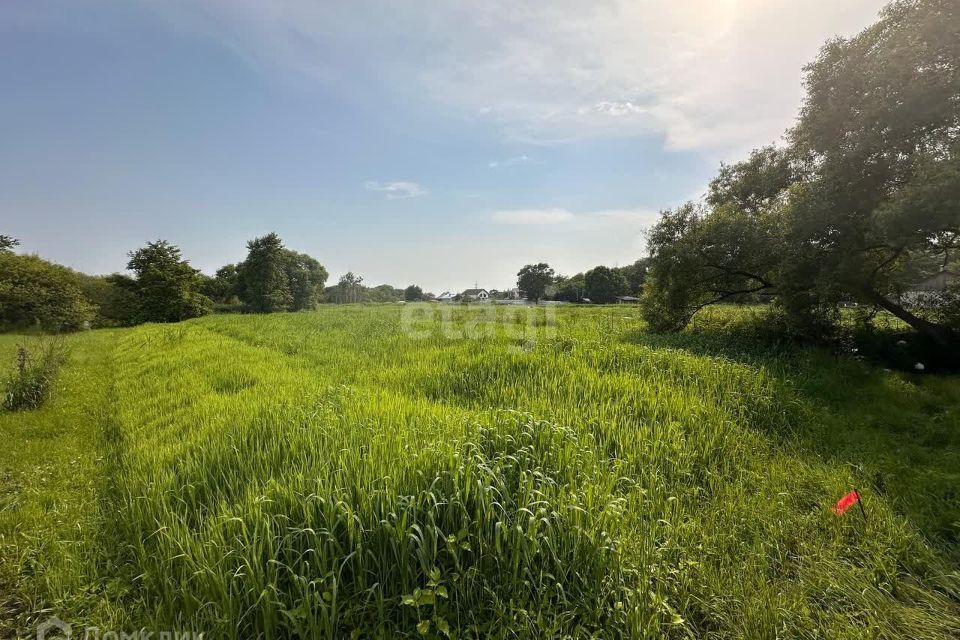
(861, 289, 957, 348)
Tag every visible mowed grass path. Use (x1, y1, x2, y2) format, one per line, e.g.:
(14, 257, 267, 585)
(0, 330, 126, 636)
(1, 306, 959, 638)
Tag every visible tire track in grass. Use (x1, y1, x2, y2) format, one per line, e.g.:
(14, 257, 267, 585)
(0, 330, 125, 637)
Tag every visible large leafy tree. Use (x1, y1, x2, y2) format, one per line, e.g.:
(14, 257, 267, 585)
(332, 272, 364, 304)
(237, 234, 328, 312)
(783, 0, 960, 345)
(584, 266, 628, 304)
(127, 240, 212, 323)
(404, 285, 424, 302)
(517, 263, 555, 302)
(285, 251, 329, 310)
(644, 0, 960, 348)
(238, 233, 293, 312)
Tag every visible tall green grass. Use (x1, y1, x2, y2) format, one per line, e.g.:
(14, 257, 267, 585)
(0, 331, 125, 636)
(2, 338, 66, 411)
(90, 306, 958, 638)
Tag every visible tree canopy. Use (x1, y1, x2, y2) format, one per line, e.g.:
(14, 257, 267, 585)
(404, 285, 424, 302)
(517, 263, 555, 302)
(238, 233, 294, 312)
(553, 274, 586, 303)
(0, 252, 94, 331)
(618, 259, 649, 295)
(203, 264, 241, 305)
(584, 266, 628, 304)
(643, 0, 960, 349)
(126, 240, 212, 323)
(237, 233, 328, 312)
(331, 272, 364, 304)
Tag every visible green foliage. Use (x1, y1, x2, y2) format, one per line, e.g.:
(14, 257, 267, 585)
(78, 274, 141, 327)
(642, 201, 780, 331)
(584, 265, 628, 303)
(320, 278, 405, 304)
(617, 259, 649, 294)
(516, 263, 554, 301)
(286, 251, 329, 309)
(0, 252, 95, 331)
(707, 145, 798, 214)
(644, 0, 960, 349)
(13, 306, 958, 637)
(202, 264, 240, 304)
(329, 271, 364, 303)
(126, 240, 212, 323)
(237, 234, 328, 312)
(923, 282, 960, 329)
(0, 331, 123, 637)
(237, 233, 293, 312)
(2, 338, 65, 411)
(553, 273, 586, 302)
(404, 284, 425, 302)
(2, 307, 960, 637)
(365, 283, 404, 303)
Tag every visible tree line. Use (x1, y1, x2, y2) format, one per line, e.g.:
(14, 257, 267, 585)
(1, 226, 651, 332)
(0, 233, 337, 331)
(515, 260, 648, 304)
(4, 230, 522, 331)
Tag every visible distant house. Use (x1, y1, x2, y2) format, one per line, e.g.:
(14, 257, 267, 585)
(461, 288, 490, 301)
(436, 291, 456, 302)
(615, 295, 640, 304)
(902, 270, 959, 305)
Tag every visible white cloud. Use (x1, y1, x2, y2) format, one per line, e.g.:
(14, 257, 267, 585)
(144, 0, 887, 153)
(488, 154, 531, 169)
(586, 101, 646, 117)
(364, 180, 428, 199)
(417, 0, 887, 151)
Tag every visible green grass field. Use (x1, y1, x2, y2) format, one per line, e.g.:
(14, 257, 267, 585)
(1, 305, 958, 638)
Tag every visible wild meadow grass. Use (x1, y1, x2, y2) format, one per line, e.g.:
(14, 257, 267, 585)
(0, 331, 125, 636)
(2, 305, 959, 638)
(2, 338, 67, 411)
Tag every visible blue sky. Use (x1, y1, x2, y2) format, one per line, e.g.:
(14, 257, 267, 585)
(1, 0, 887, 292)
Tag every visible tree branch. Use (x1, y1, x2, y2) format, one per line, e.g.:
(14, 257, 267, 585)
(689, 282, 774, 315)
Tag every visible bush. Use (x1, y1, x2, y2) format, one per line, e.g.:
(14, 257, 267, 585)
(3, 339, 66, 411)
(0, 253, 95, 331)
(922, 283, 960, 330)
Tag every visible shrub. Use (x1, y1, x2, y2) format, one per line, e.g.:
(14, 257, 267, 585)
(3, 339, 66, 411)
(923, 283, 960, 330)
(0, 253, 95, 331)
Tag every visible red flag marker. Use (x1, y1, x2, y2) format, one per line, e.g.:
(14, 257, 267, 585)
(833, 490, 864, 517)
